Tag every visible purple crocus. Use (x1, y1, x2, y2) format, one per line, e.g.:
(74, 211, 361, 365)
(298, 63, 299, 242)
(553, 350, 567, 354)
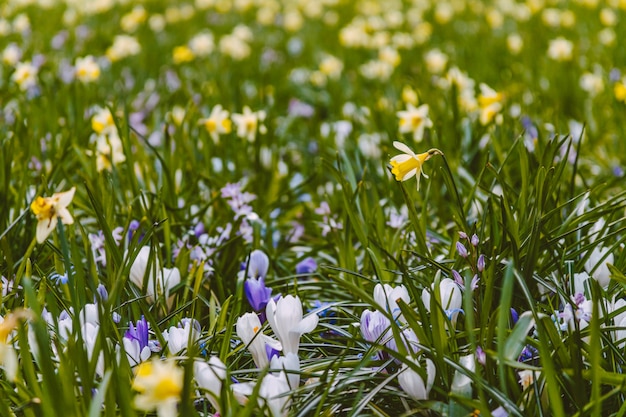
(123, 316, 152, 365)
(125, 316, 149, 351)
(244, 277, 273, 315)
(295, 257, 317, 275)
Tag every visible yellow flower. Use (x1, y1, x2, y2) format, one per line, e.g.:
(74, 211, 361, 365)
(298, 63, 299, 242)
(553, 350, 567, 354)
(478, 83, 503, 125)
(390, 141, 442, 190)
(614, 81, 626, 103)
(30, 187, 76, 244)
(173, 45, 194, 64)
(133, 359, 183, 417)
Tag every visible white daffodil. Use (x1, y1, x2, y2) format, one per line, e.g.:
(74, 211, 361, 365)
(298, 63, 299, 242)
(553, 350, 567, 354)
(266, 295, 319, 355)
(198, 104, 232, 143)
(232, 106, 266, 143)
(396, 103, 433, 142)
(30, 187, 76, 244)
(132, 359, 183, 417)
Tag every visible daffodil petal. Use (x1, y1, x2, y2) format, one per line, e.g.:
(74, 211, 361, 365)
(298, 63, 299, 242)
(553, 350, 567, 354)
(393, 141, 415, 156)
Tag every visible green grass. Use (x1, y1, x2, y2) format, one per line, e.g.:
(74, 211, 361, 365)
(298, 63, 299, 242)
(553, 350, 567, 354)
(1, 0, 626, 416)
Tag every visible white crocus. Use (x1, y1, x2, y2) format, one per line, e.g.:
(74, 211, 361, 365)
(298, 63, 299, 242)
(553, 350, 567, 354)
(163, 320, 200, 355)
(194, 356, 227, 414)
(266, 295, 319, 355)
(129, 247, 181, 309)
(451, 354, 475, 397)
(270, 352, 300, 390)
(259, 371, 291, 417)
(421, 278, 463, 324)
(584, 246, 614, 288)
(373, 283, 410, 322)
(236, 312, 282, 368)
(398, 355, 436, 400)
(123, 337, 151, 366)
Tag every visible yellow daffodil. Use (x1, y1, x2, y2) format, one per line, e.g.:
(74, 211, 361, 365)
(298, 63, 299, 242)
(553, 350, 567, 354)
(389, 141, 442, 190)
(477, 83, 503, 125)
(132, 359, 183, 417)
(30, 187, 76, 243)
(0, 309, 32, 381)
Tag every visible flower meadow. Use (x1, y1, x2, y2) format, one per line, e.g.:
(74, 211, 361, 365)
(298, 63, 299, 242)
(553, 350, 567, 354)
(2, 0, 626, 416)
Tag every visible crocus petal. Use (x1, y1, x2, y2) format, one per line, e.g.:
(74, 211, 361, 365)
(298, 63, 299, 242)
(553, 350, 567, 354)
(292, 313, 319, 335)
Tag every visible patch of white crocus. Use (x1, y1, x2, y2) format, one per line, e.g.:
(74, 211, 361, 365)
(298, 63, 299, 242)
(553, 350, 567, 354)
(129, 246, 181, 309)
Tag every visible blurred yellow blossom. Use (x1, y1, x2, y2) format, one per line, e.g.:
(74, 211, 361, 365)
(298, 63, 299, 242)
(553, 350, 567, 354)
(319, 54, 343, 80)
(173, 45, 194, 64)
(96, 134, 126, 172)
(397, 103, 433, 142)
(547, 37, 574, 61)
(614, 78, 626, 103)
(232, 106, 267, 142)
(424, 48, 448, 74)
(478, 83, 504, 125)
(11, 61, 37, 90)
(121, 6, 147, 32)
(75, 55, 101, 83)
(198, 104, 232, 143)
(389, 141, 442, 190)
(91, 107, 116, 135)
(30, 187, 76, 244)
(0, 309, 32, 381)
(402, 85, 418, 106)
(133, 359, 183, 417)
(106, 35, 141, 62)
(189, 32, 214, 57)
(2, 44, 21, 66)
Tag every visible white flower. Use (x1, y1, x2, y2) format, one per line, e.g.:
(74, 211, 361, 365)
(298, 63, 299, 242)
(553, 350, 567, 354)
(75, 55, 101, 83)
(194, 356, 226, 413)
(584, 246, 614, 288)
(451, 354, 475, 396)
(163, 319, 200, 355)
(123, 337, 152, 366)
(270, 352, 300, 390)
(11, 61, 38, 90)
(232, 106, 266, 142)
(30, 187, 76, 244)
(266, 295, 319, 355)
(398, 356, 436, 400)
(236, 312, 282, 368)
(421, 278, 463, 323)
(373, 283, 410, 322)
(547, 37, 574, 61)
(129, 247, 181, 309)
(396, 104, 433, 142)
(133, 359, 183, 417)
(198, 104, 232, 144)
